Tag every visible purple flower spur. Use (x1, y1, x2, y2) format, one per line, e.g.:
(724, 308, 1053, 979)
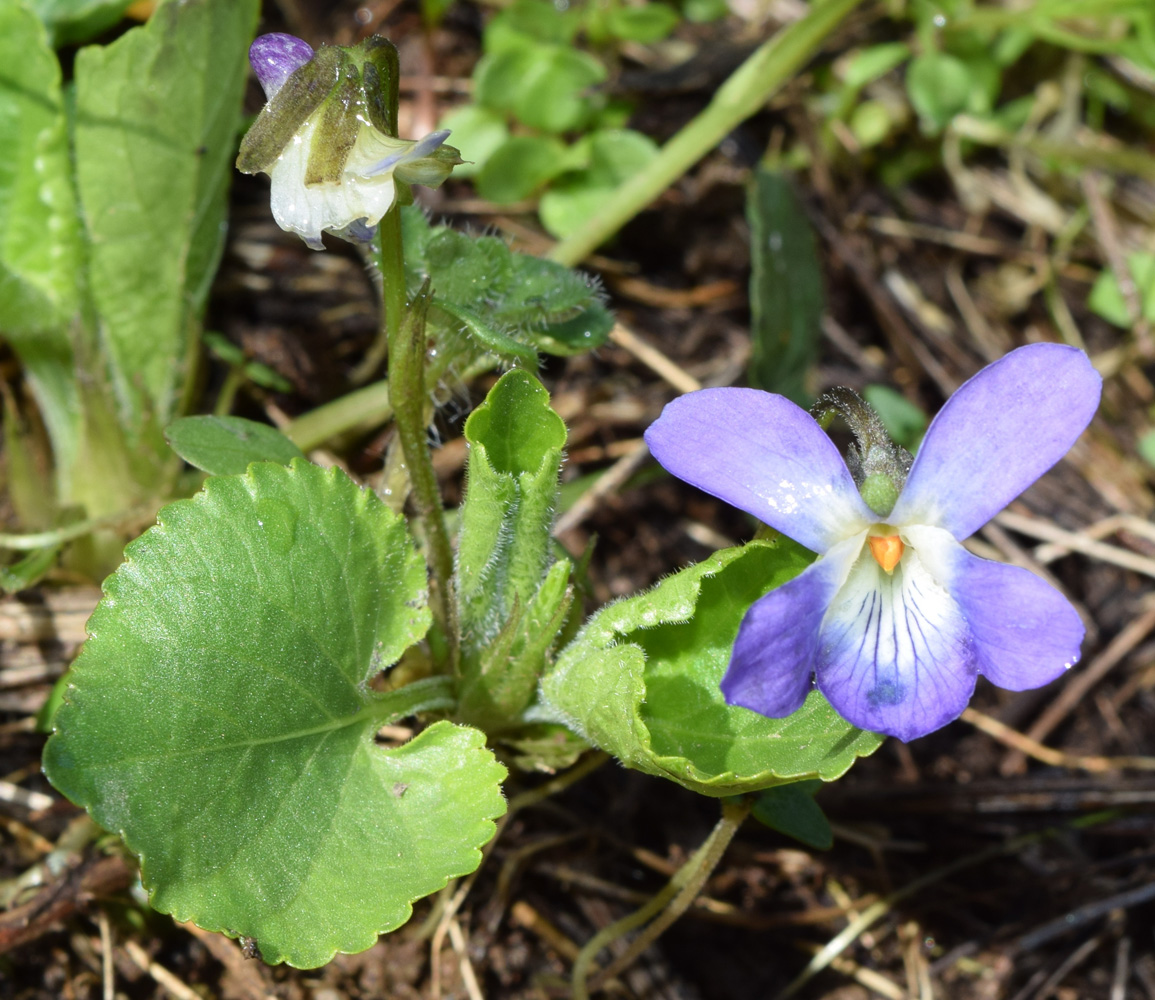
(644, 344, 1102, 741)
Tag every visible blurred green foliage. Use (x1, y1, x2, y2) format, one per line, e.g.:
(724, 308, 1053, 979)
(441, 0, 705, 237)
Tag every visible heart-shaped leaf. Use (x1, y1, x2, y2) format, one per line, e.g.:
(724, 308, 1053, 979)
(542, 538, 884, 796)
(44, 460, 507, 967)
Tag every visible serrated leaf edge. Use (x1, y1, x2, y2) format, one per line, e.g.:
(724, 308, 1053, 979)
(138, 721, 508, 968)
(545, 541, 883, 797)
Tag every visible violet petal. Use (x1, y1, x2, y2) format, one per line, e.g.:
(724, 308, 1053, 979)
(889, 344, 1101, 540)
(645, 388, 874, 554)
(250, 33, 315, 99)
(364, 129, 451, 177)
(906, 525, 1084, 690)
(816, 542, 976, 741)
(721, 535, 862, 717)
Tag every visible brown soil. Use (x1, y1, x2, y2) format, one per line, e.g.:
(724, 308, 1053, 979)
(4, 1, 1155, 998)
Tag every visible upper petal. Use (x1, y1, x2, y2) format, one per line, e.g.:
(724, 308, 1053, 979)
(645, 388, 874, 554)
(250, 34, 315, 100)
(890, 344, 1101, 539)
(722, 535, 863, 717)
(906, 524, 1084, 691)
(816, 543, 977, 741)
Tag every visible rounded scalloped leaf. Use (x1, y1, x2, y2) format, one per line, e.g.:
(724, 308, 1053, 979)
(44, 460, 507, 967)
(542, 539, 884, 796)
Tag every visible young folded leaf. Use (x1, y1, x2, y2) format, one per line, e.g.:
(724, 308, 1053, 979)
(456, 370, 573, 730)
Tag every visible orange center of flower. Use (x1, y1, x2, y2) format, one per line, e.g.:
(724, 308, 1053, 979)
(868, 534, 904, 574)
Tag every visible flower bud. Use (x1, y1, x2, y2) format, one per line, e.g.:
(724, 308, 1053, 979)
(236, 34, 463, 250)
(811, 387, 912, 516)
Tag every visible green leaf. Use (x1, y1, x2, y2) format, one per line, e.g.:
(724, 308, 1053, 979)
(242, 361, 293, 393)
(906, 51, 973, 132)
(606, 4, 680, 43)
(456, 373, 571, 730)
(1088, 252, 1155, 327)
(530, 304, 614, 355)
(434, 300, 539, 365)
(476, 43, 605, 133)
(514, 47, 606, 132)
(842, 42, 910, 89)
(484, 0, 581, 52)
(203, 330, 246, 367)
(0, 2, 83, 479)
(540, 184, 610, 239)
(400, 207, 610, 363)
(420, 0, 453, 28)
(0, 545, 60, 595)
(751, 779, 832, 849)
(683, 0, 729, 22)
(476, 135, 568, 203)
(165, 416, 307, 475)
(475, 46, 538, 114)
(43, 460, 507, 967)
(74, 0, 259, 430)
(746, 168, 823, 405)
(29, 0, 135, 47)
(542, 539, 883, 797)
(1138, 428, 1155, 468)
(502, 722, 590, 773)
(457, 371, 567, 644)
(540, 130, 659, 238)
(848, 99, 896, 147)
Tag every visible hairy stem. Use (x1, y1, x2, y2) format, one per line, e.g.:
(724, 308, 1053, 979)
(351, 207, 407, 384)
(385, 256, 460, 672)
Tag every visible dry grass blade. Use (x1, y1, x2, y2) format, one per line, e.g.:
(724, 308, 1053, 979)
(996, 511, 1155, 579)
(1001, 600, 1155, 775)
(962, 707, 1155, 773)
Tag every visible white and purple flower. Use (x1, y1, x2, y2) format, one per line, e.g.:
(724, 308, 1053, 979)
(238, 33, 461, 250)
(644, 343, 1102, 741)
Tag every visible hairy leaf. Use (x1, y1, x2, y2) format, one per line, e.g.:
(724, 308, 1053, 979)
(457, 371, 569, 726)
(401, 207, 611, 364)
(542, 539, 884, 796)
(44, 461, 506, 967)
(0, 3, 82, 477)
(74, 0, 258, 429)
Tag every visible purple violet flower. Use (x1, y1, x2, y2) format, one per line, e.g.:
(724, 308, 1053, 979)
(237, 34, 462, 250)
(644, 343, 1102, 741)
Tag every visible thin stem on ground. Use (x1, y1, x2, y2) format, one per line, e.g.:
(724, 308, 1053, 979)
(572, 796, 752, 999)
(0, 507, 153, 551)
(282, 380, 392, 452)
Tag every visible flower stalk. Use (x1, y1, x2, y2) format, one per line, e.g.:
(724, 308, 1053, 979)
(388, 274, 460, 674)
(572, 796, 752, 1000)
